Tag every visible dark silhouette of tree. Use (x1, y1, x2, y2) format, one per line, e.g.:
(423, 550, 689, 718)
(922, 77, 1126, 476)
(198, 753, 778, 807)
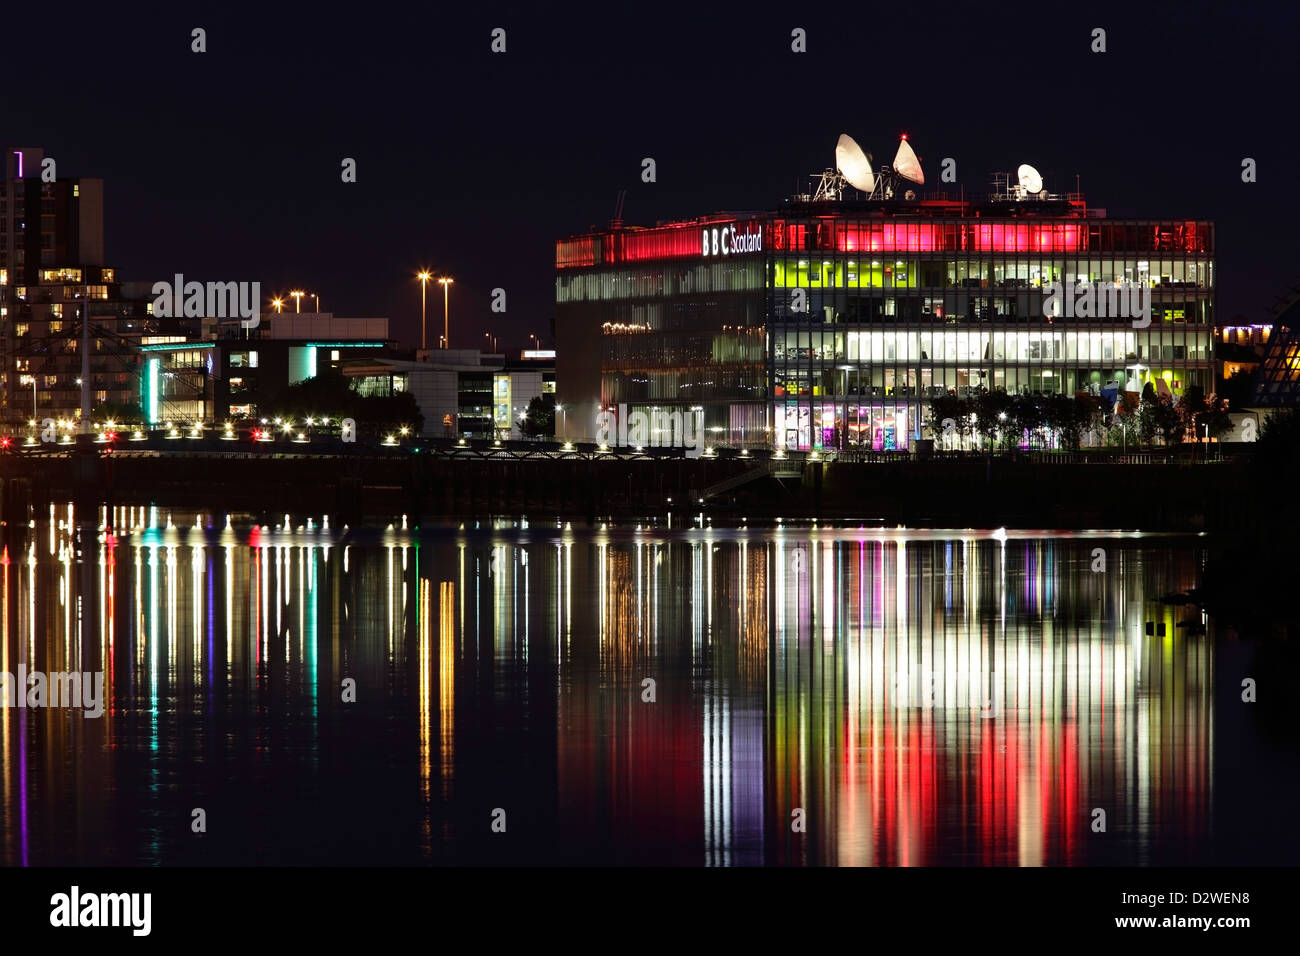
(269, 367, 424, 436)
(519, 394, 555, 438)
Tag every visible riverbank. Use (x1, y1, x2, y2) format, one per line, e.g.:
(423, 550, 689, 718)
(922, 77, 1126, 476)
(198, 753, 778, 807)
(0, 447, 1276, 534)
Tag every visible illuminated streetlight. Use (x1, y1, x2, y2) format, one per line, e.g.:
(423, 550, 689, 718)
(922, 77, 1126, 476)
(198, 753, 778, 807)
(416, 271, 432, 350)
(438, 276, 453, 350)
(290, 291, 304, 313)
(312, 293, 319, 312)
(272, 297, 284, 314)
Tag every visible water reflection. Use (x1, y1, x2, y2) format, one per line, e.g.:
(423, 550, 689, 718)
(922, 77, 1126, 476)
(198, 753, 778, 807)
(0, 506, 1222, 865)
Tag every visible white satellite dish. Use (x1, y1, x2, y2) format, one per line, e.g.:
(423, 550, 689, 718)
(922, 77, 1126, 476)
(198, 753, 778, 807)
(836, 134, 875, 194)
(893, 137, 924, 185)
(1017, 163, 1043, 195)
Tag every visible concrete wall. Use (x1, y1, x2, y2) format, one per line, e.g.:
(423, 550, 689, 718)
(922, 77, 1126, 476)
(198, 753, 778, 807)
(266, 315, 389, 340)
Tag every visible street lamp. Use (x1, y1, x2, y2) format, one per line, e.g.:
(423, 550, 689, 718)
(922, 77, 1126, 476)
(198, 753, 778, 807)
(484, 332, 497, 353)
(290, 291, 304, 313)
(417, 271, 431, 350)
(312, 293, 319, 313)
(528, 333, 538, 350)
(438, 276, 453, 350)
(272, 297, 284, 313)
(556, 402, 566, 439)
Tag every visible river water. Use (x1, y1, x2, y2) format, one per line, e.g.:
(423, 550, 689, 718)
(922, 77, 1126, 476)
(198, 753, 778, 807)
(1, 504, 1294, 866)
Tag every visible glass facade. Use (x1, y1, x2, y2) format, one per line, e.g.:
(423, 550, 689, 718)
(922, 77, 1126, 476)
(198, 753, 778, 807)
(556, 204, 1215, 450)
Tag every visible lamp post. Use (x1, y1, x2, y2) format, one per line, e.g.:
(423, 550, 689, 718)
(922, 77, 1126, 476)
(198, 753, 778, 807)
(272, 297, 284, 314)
(556, 402, 565, 440)
(416, 272, 431, 350)
(484, 332, 497, 353)
(438, 276, 453, 350)
(312, 293, 319, 313)
(290, 290, 304, 314)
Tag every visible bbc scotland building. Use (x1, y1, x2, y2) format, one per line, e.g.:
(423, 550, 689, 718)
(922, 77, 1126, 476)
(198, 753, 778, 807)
(555, 143, 1214, 452)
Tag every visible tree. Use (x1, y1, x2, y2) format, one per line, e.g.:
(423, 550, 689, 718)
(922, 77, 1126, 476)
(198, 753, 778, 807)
(1175, 385, 1205, 439)
(1199, 392, 1233, 440)
(974, 388, 1014, 450)
(1108, 392, 1140, 448)
(1073, 393, 1107, 447)
(1010, 393, 1047, 448)
(91, 400, 143, 424)
(1139, 392, 1181, 445)
(1137, 395, 1159, 445)
(519, 394, 555, 438)
(927, 393, 970, 448)
(268, 368, 424, 437)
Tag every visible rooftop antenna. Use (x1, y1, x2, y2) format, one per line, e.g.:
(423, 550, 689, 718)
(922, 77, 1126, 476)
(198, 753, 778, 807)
(610, 189, 627, 227)
(836, 133, 875, 194)
(814, 133, 875, 201)
(864, 133, 922, 200)
(893, 135, 925, 185)
(1016, 163, 1044, 199)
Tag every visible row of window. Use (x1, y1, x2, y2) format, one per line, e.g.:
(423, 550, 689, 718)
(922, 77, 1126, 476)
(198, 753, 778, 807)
(768, 258, 1213, 290)
(766, 292, 1214, 324)
(773, 367, 1212, 401)
(602, 368, 767, 403)
(557, 260, 764, 303)
(772, 329, 1212, 364)
(769, 219, 1212, 255)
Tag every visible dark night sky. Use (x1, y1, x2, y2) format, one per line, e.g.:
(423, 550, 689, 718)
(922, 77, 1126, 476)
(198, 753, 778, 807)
(3, 1, 1296, 348)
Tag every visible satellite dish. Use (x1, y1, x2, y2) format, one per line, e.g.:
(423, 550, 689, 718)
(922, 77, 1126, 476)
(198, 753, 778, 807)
(836, 134, 875, 194)
(1017, 163, 1043, 195)
(893, 137, 924, 185)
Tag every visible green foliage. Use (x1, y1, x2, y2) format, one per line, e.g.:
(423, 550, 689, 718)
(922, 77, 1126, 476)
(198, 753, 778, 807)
(91, 401, 143, 424)
(927, 388, 1106, 450)
(519, 394, 555, 438)
(1138, 392, 1182, 445)
(268, 368, 424, 435)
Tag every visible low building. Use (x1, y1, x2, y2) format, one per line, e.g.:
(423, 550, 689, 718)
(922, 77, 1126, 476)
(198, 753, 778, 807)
(342, 349, 555, 439)
(209, 313, 389, 421)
